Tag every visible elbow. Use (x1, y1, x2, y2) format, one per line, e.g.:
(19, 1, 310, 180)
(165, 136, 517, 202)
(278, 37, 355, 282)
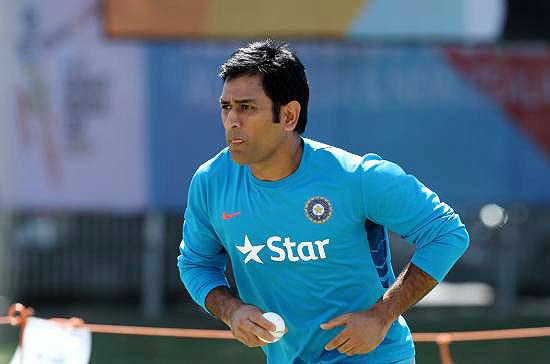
(177, 254, 193, 285)
(177, 255, 186, 281)
(457, 226, 470, 257)
(177, 254, 226, 287)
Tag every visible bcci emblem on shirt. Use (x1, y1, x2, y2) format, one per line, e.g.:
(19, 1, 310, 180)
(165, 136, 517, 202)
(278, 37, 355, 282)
(305, 196, 332, 224)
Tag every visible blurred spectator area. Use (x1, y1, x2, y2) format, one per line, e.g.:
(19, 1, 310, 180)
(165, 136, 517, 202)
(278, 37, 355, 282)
(3, 207, 550, 305)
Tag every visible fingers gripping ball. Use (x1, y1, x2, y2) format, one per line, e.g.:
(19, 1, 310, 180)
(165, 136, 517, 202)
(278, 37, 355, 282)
(260, 312, 286, 343)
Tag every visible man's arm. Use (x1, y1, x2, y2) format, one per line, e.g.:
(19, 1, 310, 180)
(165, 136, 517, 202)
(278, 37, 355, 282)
(205, 286, 278, 347)
(361, 155, 470, 282)
(372, 263, 437, 323)
(321, 263, 436, 356)
(177, 171, 231, 313)
(321, 155, 469, 356)
(205, 286, 243, 326)
(179, 171, 280, 347)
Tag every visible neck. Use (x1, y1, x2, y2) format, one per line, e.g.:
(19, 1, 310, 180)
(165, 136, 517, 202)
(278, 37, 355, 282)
(250, 137, 303, 181)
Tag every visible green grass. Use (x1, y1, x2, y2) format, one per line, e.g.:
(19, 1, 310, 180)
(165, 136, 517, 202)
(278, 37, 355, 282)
(0, 333, 264, 364)
(3, 334, 550, 364)
(3, 334, 549, 364)
(90, 335, 264, 364)
(0, 344, 16, 364)
(408, 307, 550, 364)
(0, 327, 17, 364)
(413, 338, 550, 364)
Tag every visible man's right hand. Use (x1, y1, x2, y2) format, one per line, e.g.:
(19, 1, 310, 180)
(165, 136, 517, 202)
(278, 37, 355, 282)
(205, 286, 280, 347)
(227, 303, 278, 347)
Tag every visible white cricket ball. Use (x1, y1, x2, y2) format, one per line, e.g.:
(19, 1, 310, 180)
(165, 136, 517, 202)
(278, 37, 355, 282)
(259, 312, 286, 343)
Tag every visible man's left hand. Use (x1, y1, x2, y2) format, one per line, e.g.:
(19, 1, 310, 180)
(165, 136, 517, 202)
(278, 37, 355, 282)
(320, 310, 393, 356)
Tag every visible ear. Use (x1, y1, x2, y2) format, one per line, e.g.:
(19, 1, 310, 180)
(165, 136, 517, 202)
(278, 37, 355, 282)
(280, 101, 301, 132)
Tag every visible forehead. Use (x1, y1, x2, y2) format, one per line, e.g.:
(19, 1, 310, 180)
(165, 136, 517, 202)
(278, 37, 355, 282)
(221, 74, 268, 101)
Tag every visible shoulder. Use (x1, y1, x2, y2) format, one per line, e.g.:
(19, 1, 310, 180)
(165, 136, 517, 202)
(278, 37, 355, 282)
(360, 154, 411, 198)
(192, 148, 237, 186)
(304, 138, 363, 172)
(360, 153, 405, 180)
(303, 139, 405, 179)
(196, 148, 231, 173)
(303, 139, 403, 179)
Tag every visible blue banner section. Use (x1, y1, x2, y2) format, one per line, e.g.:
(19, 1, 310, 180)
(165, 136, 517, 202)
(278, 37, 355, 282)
(147, 42, 550, 211)
(147, 43, 231, 209)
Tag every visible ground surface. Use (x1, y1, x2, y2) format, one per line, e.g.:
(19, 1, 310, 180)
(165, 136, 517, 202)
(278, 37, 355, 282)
(1, 304, 549, 363)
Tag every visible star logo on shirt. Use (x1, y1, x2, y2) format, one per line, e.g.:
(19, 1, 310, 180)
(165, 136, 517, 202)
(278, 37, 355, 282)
(236, 235, 265, 264)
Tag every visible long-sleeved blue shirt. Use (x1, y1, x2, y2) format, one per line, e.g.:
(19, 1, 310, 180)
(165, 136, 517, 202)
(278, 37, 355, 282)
(178, 138, 469, 364)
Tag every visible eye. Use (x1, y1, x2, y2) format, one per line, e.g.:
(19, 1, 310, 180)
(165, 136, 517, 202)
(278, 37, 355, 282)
(221, 104, 231, 110)
(240, 104, 252, 111)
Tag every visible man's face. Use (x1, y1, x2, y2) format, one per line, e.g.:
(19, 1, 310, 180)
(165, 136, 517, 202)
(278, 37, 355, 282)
(220, 74, 286, 166)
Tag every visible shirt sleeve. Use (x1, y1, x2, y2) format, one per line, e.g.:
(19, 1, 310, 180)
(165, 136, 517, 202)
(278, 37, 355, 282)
(361, 154, 469, 282)
(177, 170, 229, 312)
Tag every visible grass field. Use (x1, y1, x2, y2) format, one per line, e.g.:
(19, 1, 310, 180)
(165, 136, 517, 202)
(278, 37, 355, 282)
(2, 330, 266, 364)
(2, 332, 550, 364)
(1, 306, 549, 363)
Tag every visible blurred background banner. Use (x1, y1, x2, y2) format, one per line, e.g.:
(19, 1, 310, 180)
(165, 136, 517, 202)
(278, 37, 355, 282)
(5, 0, 146, 211)
(6, 0, 548, 213)
(0, 0, 17, 321)
(0, 0, 16, 210)
(104, 0, 506, 42)
(148, 43, 550, 211)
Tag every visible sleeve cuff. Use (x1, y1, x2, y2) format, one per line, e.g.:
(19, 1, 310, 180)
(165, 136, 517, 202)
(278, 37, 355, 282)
(198, 280, 230, 314)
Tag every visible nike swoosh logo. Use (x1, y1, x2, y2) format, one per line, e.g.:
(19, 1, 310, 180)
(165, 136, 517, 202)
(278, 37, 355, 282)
(223, 211, 241, 220)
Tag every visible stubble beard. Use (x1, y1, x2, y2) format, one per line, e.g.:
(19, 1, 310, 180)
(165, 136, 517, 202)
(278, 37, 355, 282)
(229, 144, 253, 165)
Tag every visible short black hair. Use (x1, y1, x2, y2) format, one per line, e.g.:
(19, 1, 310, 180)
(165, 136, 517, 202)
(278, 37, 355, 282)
(219, 39, 309, 134)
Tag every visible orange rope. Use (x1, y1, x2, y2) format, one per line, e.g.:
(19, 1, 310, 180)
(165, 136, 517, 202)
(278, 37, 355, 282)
(4, 303, 550, 364)
(5, 305, 550, 343)
(413, 327, 550, 342)
(75, 325, 550, 342)
(6, 311, 550, 343)
(83, 323, 234, 340)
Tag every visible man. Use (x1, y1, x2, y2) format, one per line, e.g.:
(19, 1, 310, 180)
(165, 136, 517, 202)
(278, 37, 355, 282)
(178, 40, 469, 364)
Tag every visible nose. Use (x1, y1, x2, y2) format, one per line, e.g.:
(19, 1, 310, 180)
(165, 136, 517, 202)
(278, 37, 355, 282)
(224, 108, 241, 129)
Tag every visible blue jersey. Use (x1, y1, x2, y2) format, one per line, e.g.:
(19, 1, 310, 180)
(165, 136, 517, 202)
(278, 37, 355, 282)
(178, 138, 469, 364)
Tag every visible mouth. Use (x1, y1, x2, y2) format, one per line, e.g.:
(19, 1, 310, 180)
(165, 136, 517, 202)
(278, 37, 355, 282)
(228, 138, 245, 146)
